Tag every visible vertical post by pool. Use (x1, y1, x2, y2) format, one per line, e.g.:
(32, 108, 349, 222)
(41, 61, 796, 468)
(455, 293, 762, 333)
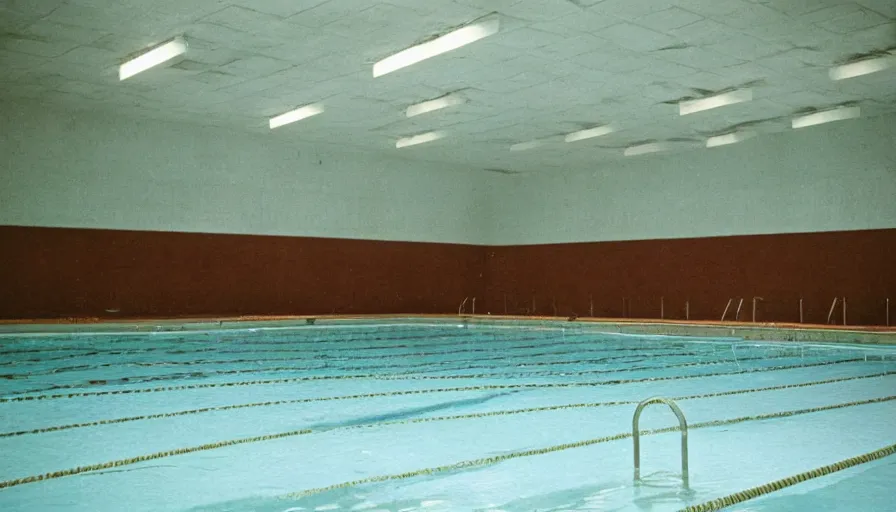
(799, 298, 804, 323)
(590, 295, 594, 317)
(842, 296, 847, 325)
(660, 296, 664, 319)
(827, 298, 838, 324)
(685, 300, 689, 320)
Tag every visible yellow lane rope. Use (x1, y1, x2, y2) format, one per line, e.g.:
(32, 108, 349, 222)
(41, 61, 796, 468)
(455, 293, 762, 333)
(2, 370, 891, 438)
(278, 395, 896, 499)
(7, 346, 703, 387)
(4, 351, 784, 399)
(1, 391, 892, 492)
(679, 443, 896, 512)
(0, 357, 865, 403)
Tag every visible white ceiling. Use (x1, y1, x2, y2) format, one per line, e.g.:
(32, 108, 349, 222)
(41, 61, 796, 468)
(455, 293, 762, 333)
(2, 0, 895, 172)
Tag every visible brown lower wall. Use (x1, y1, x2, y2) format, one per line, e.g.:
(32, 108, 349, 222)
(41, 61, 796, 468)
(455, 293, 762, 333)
(482, 229, 896, 326)
(0, 226, 485, 319)
(1, 225, 894, 325)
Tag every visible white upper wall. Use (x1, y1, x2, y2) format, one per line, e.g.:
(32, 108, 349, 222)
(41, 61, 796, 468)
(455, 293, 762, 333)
(0, 100, 491, 245)
(488, 113, 896, 245)
(3, 101, 894, 247)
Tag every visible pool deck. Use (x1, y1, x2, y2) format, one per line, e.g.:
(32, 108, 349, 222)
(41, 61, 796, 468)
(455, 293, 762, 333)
(0, 314, 894, 345)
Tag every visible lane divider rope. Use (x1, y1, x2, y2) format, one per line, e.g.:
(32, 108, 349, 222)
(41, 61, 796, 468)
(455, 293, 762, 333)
(0, 358, 865, 403)
(5, 347, 702, 386)
(4, 370, 890, 439)
(679, 442, 896, 512)
(277, 395, 896, 498)
(1, 390, 892, 491)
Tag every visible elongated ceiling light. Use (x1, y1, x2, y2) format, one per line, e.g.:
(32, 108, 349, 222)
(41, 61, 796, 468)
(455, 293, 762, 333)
(792, 106, 860, 129)
(510, 140, 543, 151)
(706, 130, 756, 148)
(269, 104, 325, 129)
(679, 89, 752, 116)
(564, 125, 615, 143)
(373, 17, 500, 78)
(396, 131, 445, 149)
(624, 142, 666, 157)
(829, 54, 892, 80)
(406, 93, 466, 117)
(119, 36, 187, 80)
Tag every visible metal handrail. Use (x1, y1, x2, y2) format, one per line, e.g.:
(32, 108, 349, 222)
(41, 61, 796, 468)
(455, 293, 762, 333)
(752, 297, 764, 322)
(827, 298, 839, 324)
(721, 298, 733, 321)
(458, 297, 468, 315)
(633, 397, 689, 488)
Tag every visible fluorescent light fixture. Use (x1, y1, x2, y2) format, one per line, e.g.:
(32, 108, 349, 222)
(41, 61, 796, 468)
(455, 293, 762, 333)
(510, 140, 542, 151)
(373, 17, 500, 78)
(829, 55, 892, 80)
(564, 125, 615, 143)
(706, 130, 756, 148)
(396, 131, 445, 149)
(269, 104, 325, 129)
(679, 89, 752, 116)
(792, 106, 860, 129)
(624, 142, 666, 157)
(119, 36, 187, 80)
(406, 94, 466, 117)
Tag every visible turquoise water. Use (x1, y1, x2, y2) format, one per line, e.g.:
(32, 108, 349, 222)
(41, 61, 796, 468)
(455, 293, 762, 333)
(1, 323, 894, 511)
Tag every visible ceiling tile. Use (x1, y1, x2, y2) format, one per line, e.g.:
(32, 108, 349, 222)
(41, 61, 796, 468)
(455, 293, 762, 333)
(493, 27, 569, 50)
(668, 19, 734, 45)
(708, 34, 789, 61)
(656, 47, 746, 70)
(227, 0, 329, 18)
(597, 23, 677, 52)
(636, 7, 704, 31)
(23, 20, 109, 45)
(815, 8, 890, 33)
(1, 36, 80, 58)
(854, 0, 896, 18)
(535, 10, 622, 34)
(588, 0, 669, 21)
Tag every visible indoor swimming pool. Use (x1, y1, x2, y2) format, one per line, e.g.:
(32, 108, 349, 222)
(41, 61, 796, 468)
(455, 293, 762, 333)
(1, 321, 894, 511)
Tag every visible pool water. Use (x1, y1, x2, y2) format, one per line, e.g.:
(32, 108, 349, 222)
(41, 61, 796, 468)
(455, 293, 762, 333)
(1, 322, 894, 511)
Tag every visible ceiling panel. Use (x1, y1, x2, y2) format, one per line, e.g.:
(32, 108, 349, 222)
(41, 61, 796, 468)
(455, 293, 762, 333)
(1, 0, 894, 173)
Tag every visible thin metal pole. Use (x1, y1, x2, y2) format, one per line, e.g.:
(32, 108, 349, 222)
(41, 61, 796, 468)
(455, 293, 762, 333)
(685, 300, 689, 320)
(472, 297, 476, 315)
(799, 298, 804, 324)
(590, 295, 594, 317)
(842, 296, 847, 325)
(752, 297, 763, 323)
(660, 296, 664, 319)
(827, 298, 839, 324)
(458, 297, 468, 315)
(721, 298, 733, 321)
(735, 298, 744, 321)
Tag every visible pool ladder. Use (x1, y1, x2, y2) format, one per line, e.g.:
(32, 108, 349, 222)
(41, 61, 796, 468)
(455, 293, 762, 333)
(633, 397, 689, 489)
